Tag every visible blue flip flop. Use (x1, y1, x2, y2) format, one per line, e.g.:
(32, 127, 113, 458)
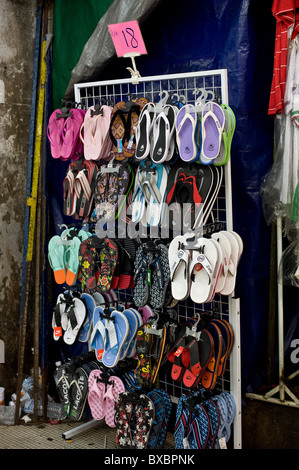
(102, 310, 129, 368)
(78, 293, 96, 342)
(119, 309, 139, 360)
(90, 306, 107, 361)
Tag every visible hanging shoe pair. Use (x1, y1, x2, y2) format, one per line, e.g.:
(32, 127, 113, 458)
(135, 102, 178, 163)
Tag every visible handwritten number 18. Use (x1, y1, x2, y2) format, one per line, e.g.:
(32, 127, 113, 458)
(122, 28, 138, 48)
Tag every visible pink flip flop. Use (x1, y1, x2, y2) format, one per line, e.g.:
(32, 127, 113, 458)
(61, 108, 84, 160)
(87, 369, 106, 420)
(47, 109, 66, 159)
(103, 375, 125, 428)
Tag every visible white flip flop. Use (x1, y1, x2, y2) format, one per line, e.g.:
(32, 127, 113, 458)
(168, 235, 190, 301)
(189, 237, 219, 303)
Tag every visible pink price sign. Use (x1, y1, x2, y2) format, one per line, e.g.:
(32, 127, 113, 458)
(108, 20, 147, 57)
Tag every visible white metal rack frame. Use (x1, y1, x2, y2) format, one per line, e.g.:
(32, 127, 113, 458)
(73, 70, 242, 449)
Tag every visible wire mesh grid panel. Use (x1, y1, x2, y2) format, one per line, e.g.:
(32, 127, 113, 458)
(74, 69, 241, 449)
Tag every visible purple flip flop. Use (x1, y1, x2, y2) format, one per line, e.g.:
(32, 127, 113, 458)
(175, 104, 199, 162)
(200, 101, 225, 164)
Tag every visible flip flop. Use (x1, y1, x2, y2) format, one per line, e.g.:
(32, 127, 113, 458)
(220, 391, 236, 443)
(148, 243, 170, 309)
(80, 105, 112, 160)
(143, 162, 169, 227)
(55, 361, 74, 418)
(109, 101, 127, 160)
(119, 308, 139, 360)
(87, 369, 107, 420)
(174, 395, 192, 449)
(74, 160, 99, 220)
(211, 394, 229, 448)
(78, 236, 99, 293)
(218, 230, 240, 296)
(214, 104, 236, 166)
(210, 318, 233, 377)
(47, 109, 66, 158)
(78, 293, 96, 342)
(131, 163, 147, 223)
(115, 392, 134, 448)
(63, 297, 86, 345)
(69, 365, 89, 421)
(133, 245, 153, 307)
(175, 104, 199, 162)
(182, 329, 214, 389)
(167, 326, 189, 382)
(64, 236, 82, 286)
(202, 399, 220, 449)
(211, 231, 232, 293)
(97, 238, 118, 293)
(187, 402, 211, 449)
(48, 235, 66, 285)
(132, 394, 155, 449)
(189, 237, 219, 303)
(90, 305, 107, 361)
(102, 310, 129, 368)
(135, 323, 154, 388)
(61, 109, 84, 160)
(199, 101, 225, 164)
(151, 105, 177, 163)
(103, 375, 125, 427)
(168, 235, 190, 301)
(135, 102, 156, 160)
(201, 322, 223, 390)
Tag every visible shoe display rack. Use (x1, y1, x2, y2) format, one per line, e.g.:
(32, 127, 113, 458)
(71, 69, 242, 449)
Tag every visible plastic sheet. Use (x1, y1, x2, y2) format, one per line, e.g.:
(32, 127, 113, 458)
(64, 0, 163, 99)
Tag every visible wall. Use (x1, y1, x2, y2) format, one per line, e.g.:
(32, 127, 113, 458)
(0, 0, 37, 398)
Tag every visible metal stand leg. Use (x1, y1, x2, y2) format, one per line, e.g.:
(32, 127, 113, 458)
(247, 216, 299, 407)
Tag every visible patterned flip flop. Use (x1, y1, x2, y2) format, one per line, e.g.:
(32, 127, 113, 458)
(133, 394, 155, 449)
(114, 392, 134, 448)
(97, 238, 118, 293)
(135, 323, 153, 389)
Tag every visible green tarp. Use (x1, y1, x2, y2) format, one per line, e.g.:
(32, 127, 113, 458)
(52, 0, 114, 109)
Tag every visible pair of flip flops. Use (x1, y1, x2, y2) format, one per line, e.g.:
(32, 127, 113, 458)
(167, 325, 214, 389)
(90, 306, 135, 367)
(109, 97, 148, 160)
(135, 102, 178, 163)
(133, 242, 170, 309)
(48, 227, 91, 286)
(168, 234, 222, 303)
(175, 391, 235, 449)
(47, 107, 85, 161)
(169, 230, 243, 303)
(114, 391, 155, 449)
(87, 369, 125, 426)
(78, 236, 118, 294)
(175, 393, 222, 449)
(135, 319, 167, 389)
(131, 160, 169, 227)
(51, 291, 86, 345)
(79, 104, 113, 160)
(94, 161, 134, 221)
(55, 358, 101, 421)
(200, 319, 232, 391)
(63, 158, 99, 220)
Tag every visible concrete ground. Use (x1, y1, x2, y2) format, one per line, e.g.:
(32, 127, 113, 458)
(0, 398, 298, 450)
(242, 398, 299, 449)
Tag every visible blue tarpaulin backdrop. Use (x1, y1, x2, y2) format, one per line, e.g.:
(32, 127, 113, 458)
(47, 0, 283, 395)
